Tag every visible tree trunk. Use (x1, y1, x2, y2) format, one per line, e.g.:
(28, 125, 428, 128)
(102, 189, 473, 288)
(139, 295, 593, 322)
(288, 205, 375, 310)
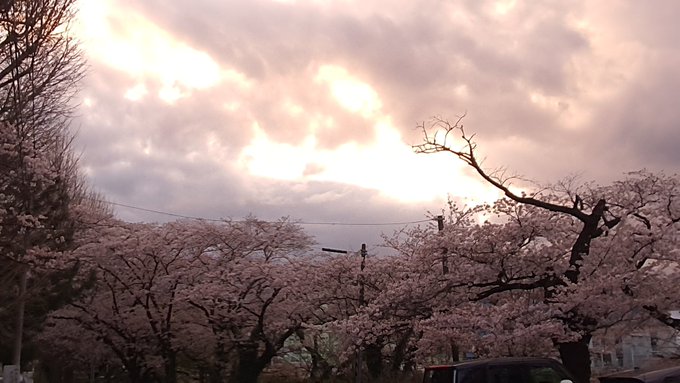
(209, 342, 228, 383)
(308, 346, 332, 382)
(126, 368, 145, 383)
(231, 345, 266, 383)
(12, 267, 28, 367)
(163, 351, 177, 383)
(558, 335, 592, 383)
(390, 330, 415, 372)
(123, 359, 155, 383)
(451, 343, 460, 362)
(365, 343, 383, 379)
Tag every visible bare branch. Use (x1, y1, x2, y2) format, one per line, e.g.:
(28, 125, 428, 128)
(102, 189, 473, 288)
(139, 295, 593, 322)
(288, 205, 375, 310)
(414, 116, 591, 222)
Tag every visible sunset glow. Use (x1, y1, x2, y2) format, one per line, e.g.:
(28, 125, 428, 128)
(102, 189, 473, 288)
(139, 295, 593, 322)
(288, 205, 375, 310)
(76, 0, 223, 100)
(316, 65, 382, 118)
(238, 118, 499, 204)
(68, 0, 680, 244)
(18, 2, 680, 379)
(74, 1, 505, 207)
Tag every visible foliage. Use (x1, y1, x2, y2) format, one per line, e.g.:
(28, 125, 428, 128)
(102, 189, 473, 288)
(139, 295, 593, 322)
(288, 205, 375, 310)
(0, 0, 87, 369)
(34, 166, 680, 383)
(45, 218, 317, 383)
(406, 116, 680, 382)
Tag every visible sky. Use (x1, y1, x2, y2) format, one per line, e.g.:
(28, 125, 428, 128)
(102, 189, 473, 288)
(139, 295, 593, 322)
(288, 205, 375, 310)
(70, 0, 680, 252)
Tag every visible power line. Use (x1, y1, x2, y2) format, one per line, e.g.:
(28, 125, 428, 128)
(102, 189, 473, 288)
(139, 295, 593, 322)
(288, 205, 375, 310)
(100, 198, 432, 227)
(105, 200, 223, 222)
(297, 219, 431, 226)
(0, 169, 434, 227)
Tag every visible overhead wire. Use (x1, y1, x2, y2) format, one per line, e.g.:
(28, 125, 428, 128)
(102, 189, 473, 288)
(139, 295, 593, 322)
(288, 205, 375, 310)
(100, 198, 433, 227)
(0, 164, 434, 227)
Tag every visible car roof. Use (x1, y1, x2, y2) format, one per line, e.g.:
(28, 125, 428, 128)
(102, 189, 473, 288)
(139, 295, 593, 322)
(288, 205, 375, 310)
(425, 357, 562, 370)
(599, 366, 680, 383)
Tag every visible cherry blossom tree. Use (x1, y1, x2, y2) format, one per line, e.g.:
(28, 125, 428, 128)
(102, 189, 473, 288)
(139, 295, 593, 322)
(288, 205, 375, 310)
(180, 217, 316, 383)
(47, 219, 216, 383)
(0, 120, 103, 368)
(0, 0, 86, 369)
(267, 250, 371, 381)
(409, 116, 680, 383)
(306, 251, 375, 379)
(598, 171, 680, 328)
(37, 317, 120, 382)
(45, 217, 318, 383)
(315, 245, 434, 380)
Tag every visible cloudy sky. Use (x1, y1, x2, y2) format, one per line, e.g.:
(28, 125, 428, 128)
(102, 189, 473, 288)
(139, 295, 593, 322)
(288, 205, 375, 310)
(71, 0, 680, 251)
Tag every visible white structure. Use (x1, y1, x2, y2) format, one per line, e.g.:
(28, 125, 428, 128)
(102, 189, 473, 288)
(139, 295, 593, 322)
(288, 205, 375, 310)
(2, 365, 20, 383)
(591, 315, 680, 374)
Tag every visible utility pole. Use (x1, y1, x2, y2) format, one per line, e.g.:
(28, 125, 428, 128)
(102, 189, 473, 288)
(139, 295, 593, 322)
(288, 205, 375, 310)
(436, 216, 460, 361)
(322, 244, 368, 383)
(436, 215, 448, 274)
(359, 243, 366, 305)
(357, 244, 366, 383)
